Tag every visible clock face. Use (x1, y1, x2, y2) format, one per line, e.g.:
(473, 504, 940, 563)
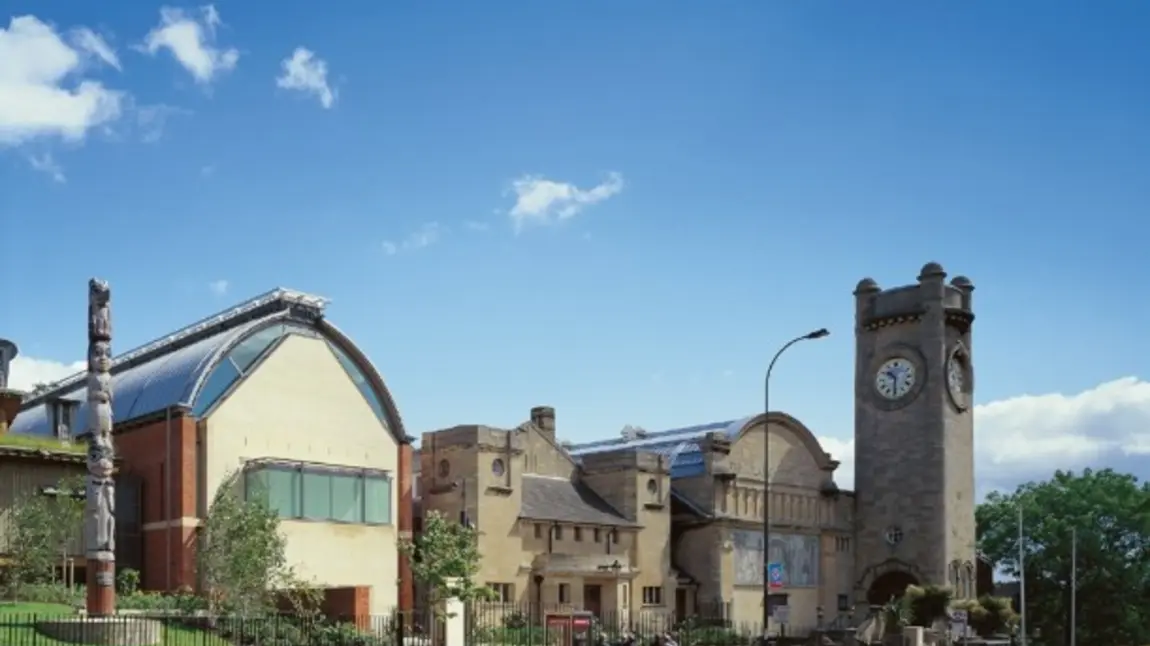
(947, 357, 964, 397)
(875, 357, 916, 400)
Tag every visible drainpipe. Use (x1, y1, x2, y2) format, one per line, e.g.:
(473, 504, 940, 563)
(164, 406, 172, 592)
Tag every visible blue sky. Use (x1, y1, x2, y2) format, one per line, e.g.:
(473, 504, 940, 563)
(3, 1, 1149, 493)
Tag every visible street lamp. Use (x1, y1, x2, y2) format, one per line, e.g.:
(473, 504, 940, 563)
(761, 328, 829, 636)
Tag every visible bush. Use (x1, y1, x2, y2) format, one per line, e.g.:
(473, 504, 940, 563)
(903, 584, 953, 627)
(2, 582, 82, 606)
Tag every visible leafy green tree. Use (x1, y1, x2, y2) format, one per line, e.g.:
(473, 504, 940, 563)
(1, 476, 85, 599)
(197, 471, 319, 616)
(977, 468, 1150, 646)
(399, 509, 494, 616)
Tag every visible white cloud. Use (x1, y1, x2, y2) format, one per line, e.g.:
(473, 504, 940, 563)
(71, 27, 121, 71)
(507, 172, 624, 232)
(141, 5, 239, 86)
(7, 355, 85, 392)
(28, 152, 65, 183)
(823, 377, 1150, 498)
(208, 279, 229, 296)
(382, 222, 444, 256)
(0, 15, 126, 146)
(275, 47, 335, 109)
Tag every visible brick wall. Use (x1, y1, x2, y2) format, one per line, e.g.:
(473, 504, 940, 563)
(115, 410, 200, 592)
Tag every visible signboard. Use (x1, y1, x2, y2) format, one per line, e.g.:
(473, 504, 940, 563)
(767, 562, 785, 589)
(772, 605, 790, 624)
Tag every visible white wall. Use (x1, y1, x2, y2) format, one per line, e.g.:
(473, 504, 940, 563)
(204, 334, 399, 615)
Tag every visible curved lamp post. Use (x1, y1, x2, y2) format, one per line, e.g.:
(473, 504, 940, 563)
(761, 328, 829, 636)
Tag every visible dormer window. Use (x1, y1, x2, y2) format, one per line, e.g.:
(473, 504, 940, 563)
(52, 400, 76, 439)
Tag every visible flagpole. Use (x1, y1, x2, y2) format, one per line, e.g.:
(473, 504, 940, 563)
(1070, 527, 1077, 646)
(1019, 504, 1027, 646)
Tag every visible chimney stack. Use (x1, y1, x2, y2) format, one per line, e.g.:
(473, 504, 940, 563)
(0, 339, 21, 436)
(530, 406, 556, 438)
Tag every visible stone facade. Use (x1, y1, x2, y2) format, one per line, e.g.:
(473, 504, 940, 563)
(852, 263, 977, 605)
(416, 263, 978, 633)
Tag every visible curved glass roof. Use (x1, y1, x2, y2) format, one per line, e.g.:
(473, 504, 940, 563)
(567, 417, 751, 479)
(11, 313, 392, 437)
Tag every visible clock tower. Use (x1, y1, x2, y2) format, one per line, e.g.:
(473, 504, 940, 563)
(852, 262, 977, 606)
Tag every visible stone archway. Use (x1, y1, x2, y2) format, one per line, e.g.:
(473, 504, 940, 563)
(867, 570, 919, 606)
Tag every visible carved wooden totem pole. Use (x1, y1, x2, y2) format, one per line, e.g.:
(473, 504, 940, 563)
(85, 278, 117, 615)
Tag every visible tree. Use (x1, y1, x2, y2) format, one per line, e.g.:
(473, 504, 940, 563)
(2, 476, 85, 598)
(399, 510, 494, 616)
(197, 471, 318, 616)
(977, 468, 1150, 646)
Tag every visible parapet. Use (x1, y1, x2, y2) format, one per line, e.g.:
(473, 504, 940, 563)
(855, 262, 975, 331)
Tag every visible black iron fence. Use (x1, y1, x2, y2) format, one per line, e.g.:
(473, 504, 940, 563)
(0, 611, 430, 646)
(0, 604, 825, 646)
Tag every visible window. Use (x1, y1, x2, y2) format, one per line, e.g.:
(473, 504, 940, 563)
(646, 478, 658, 495)
(558, 584, 570, 604)
(835, 536, 852, 552)
(303, 472, 333, 520)
(837, 594, 850, 612)
(488, 583, 514, 603)
(642, 586, 663, 606)
(534, 524, 543, 539)
(554, 526, 563, 540)
(244, 464, 392, 525)
(332, 475, 364, 523)
(622, 584, 628, 608)
(612, 530, 619, 544)
(364, 476, 392, 524)
(593, 528, 601, 543)
(574, 527, 583, 542)
(328, 344, 388, 424)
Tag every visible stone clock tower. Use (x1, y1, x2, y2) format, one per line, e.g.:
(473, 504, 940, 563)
(852, 262, 977, 606)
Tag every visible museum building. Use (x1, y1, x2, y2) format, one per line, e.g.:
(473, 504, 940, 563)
(416, 263, 989, 633)
(4, 288, 415, 616)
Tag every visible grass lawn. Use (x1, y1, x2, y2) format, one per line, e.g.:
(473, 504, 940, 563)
(0, 602, 231, 645)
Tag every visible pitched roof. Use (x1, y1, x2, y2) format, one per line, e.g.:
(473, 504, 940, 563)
(520, 474, 638, 527)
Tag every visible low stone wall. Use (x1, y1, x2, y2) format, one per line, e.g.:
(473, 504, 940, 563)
(35, 617, 162, 646)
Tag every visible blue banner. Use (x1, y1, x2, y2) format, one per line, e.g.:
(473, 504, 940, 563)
(767, 562, 785, 589)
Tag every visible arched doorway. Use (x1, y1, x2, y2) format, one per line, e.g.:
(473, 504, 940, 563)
(867, 570, 918, 606)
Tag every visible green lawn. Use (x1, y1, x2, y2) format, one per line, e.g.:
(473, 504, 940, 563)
(0, 602, 230, 645)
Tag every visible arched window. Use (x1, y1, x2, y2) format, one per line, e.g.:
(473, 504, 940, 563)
(192, 324, 313, 416)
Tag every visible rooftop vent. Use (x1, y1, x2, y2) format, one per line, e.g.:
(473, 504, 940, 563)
(621, 425, 648, 440)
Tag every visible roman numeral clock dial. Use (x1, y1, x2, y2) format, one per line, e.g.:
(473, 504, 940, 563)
(875, 357, 916, 400)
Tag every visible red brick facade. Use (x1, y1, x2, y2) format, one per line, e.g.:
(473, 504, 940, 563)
(397, 443, 414, 612)
(114, 409, 201, 592)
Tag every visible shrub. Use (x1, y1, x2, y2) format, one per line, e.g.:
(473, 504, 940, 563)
(903, 584, 953, 627)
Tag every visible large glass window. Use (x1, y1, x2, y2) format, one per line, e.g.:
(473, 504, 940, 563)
(193, 359, 240, 416)
(229, 325, 286, 372)
(332, 475, 364, 523)
(245, 468, 301, 517)
(328, 345, 388, 425)
(364, 476, 392, 525)
(246, 463, 391, 526)
(302, 471, 333, 520)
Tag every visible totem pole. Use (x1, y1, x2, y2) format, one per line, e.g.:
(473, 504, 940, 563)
(85, 278, 117, 615)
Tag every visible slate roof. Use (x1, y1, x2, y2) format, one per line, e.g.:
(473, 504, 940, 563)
(566, 417, 753, 479)
(520, 474, 638, 527)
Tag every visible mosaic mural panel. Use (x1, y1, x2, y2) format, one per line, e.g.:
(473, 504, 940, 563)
(732, 529, 819, 587)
